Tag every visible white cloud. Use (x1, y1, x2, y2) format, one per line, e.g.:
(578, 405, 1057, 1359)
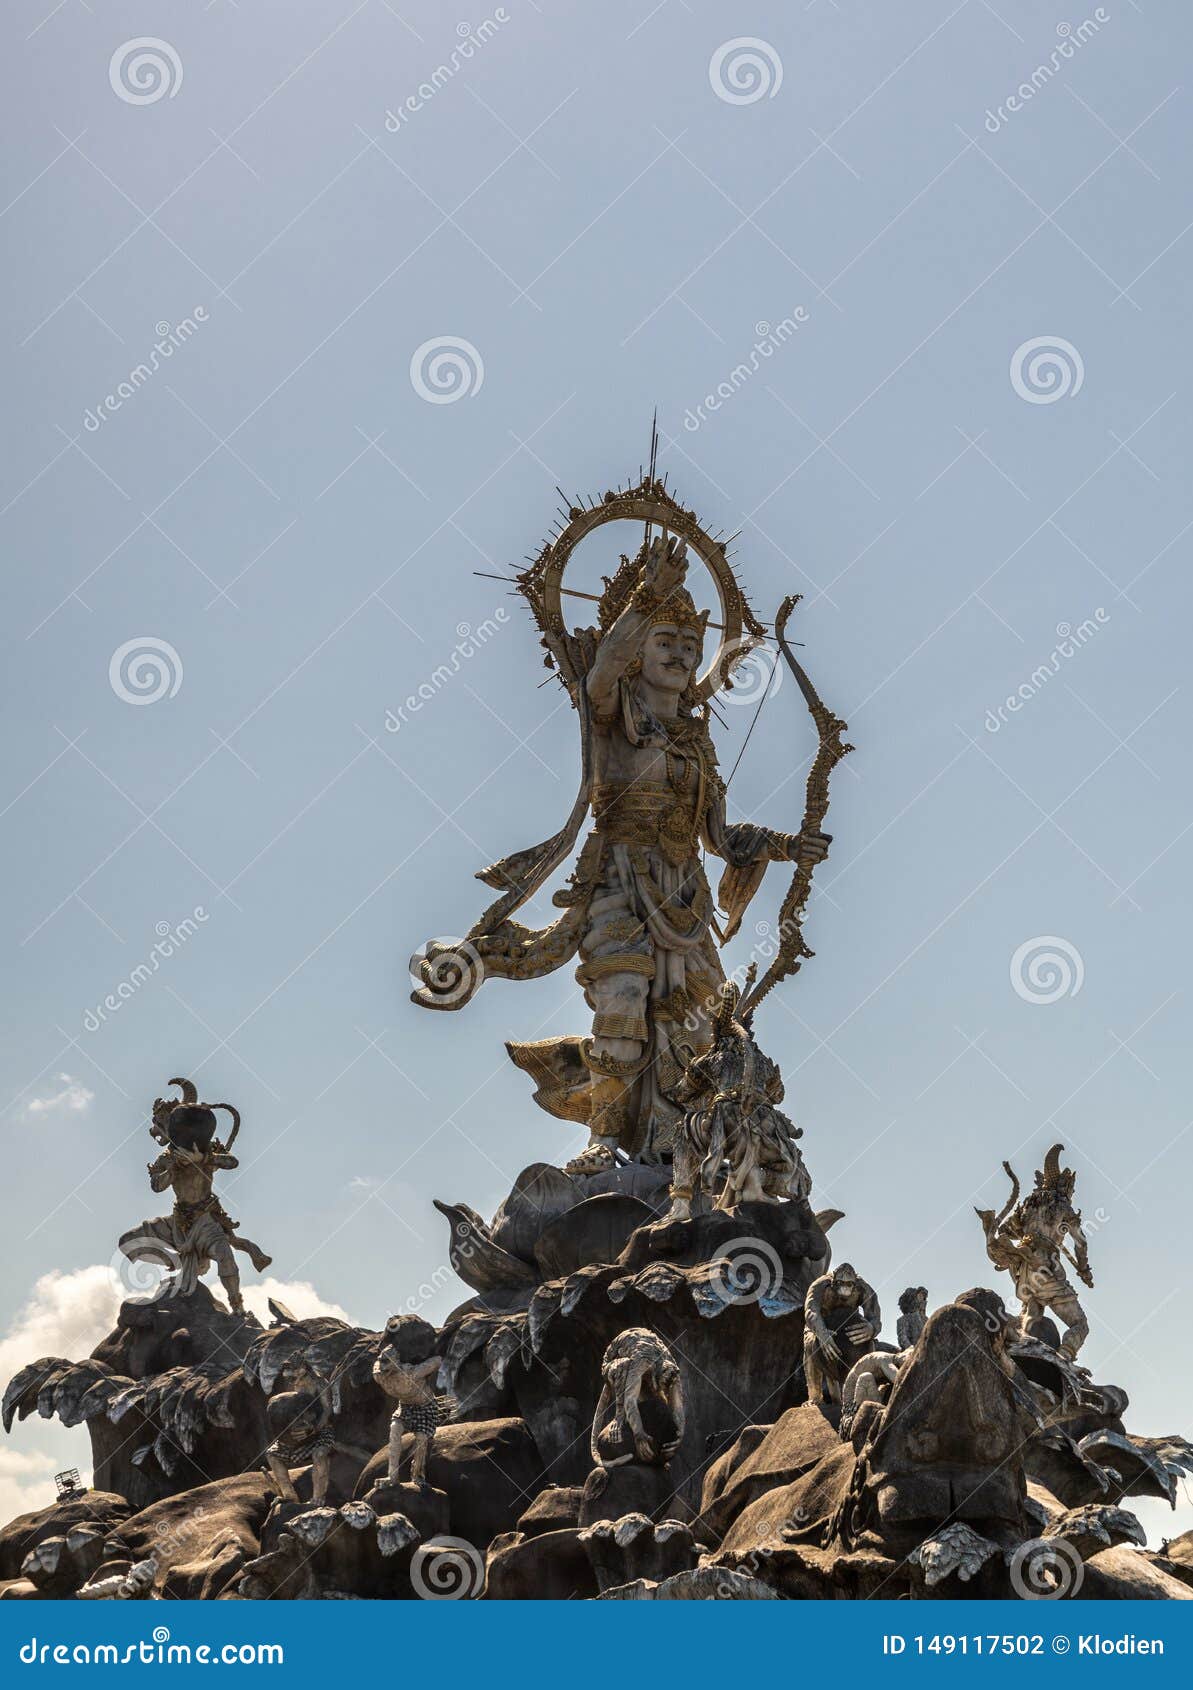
(0, 1267, 353, 1528)
(0, 1271, 113, 1525)
(0, 1266, 120, 1387)
(0, 1267, 353, 1392)
(25, 1074, 95, 1118)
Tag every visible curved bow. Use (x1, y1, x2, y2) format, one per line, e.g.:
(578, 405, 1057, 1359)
(738, 594, 852, 1017)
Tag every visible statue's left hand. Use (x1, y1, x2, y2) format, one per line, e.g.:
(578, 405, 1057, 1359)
(845, 1320, 873, 1347)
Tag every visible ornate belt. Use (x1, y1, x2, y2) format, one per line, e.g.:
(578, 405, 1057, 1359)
(592, 781, 699, 866)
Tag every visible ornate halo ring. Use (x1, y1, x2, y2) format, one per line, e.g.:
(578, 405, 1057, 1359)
(529, 481, 764, 705)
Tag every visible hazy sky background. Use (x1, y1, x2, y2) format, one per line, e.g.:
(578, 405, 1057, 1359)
(2, 1, 1191, 1541)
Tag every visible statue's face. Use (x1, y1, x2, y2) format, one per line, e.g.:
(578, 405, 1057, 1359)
(641, 624, 701, 694)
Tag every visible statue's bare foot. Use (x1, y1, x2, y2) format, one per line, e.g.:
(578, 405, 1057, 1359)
(249, 1249, 273, 1273)
(565, 1144, 616, 1178)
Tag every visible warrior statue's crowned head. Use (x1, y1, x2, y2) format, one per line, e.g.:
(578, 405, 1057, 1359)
(626, 550, 708, 714)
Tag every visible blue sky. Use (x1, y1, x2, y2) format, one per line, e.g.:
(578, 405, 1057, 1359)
(2, 1, 1191, 1538)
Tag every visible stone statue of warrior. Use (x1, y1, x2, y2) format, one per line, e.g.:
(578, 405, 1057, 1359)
(413, 528, 830, 1164)
(119, 1079, 272, 1315)
(976, 1142, 1093, 1360)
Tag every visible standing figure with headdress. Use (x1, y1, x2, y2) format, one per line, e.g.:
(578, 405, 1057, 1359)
(666, 968, 811, 1219)
(413, 477, 847, 1167)
(976, 1143, 1093, 1360)
(118, 1078, 272, 1316)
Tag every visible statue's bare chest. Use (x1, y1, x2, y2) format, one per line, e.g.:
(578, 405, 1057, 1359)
(592, 731, 690, 790)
